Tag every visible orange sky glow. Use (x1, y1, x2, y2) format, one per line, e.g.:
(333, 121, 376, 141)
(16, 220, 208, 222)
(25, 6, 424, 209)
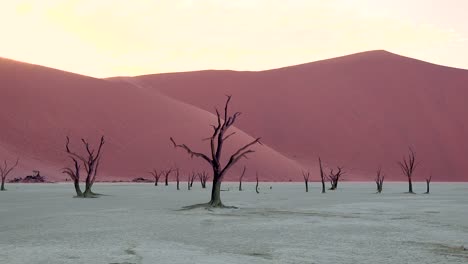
(1, 0, 467, 77)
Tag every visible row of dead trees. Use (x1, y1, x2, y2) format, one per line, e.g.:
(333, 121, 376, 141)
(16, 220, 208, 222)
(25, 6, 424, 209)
(301, 149, 431, 194)
(148, 168, 209, 190)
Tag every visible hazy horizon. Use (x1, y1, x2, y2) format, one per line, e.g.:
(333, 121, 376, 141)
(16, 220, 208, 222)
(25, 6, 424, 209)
(1, 0, 467, 77)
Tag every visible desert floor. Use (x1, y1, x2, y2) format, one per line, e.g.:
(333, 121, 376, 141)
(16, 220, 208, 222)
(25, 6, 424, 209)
(1, 182, 467, 264)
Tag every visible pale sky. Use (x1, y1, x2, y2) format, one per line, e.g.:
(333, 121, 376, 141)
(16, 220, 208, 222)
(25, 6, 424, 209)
(0, 0, 467, 77)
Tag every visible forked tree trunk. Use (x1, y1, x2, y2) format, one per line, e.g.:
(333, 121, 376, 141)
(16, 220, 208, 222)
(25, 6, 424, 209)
(425, 176, 432, 194)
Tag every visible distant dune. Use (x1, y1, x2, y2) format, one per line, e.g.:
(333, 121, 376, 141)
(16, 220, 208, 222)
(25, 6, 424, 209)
(1, 50, 467, 182)
(112, 50, 468, 181)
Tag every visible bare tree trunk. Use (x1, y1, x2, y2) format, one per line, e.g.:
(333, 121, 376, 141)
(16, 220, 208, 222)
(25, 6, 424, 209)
(319, 157, 326, 193)
(408, 177, 413, 193)
(209, 171, 222, 207)
(239, 166, 246, 191)
(424, 176, 431, 194)
(176, 169, 180, 190)
(0, 179, 5, 191)
(302, 171, 310, 192)
(188, 174, 191, 190)
(256, 172, 260, 194)
(74, 178, 83, 197)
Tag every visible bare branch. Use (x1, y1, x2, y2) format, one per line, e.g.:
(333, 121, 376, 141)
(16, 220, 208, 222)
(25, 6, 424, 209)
(170, 137, 212, 164)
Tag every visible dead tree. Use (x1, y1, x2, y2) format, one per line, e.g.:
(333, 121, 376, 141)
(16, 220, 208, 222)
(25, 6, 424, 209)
(189, 172, 196, 188)
(239, 166, 246, 191)
(424, 176, 432, 194)
(302, 170, 310, 192)
(65, 136, 105, 198)
(163, 168, 173, 186)
(149, 169, 163, 186)
(198, 171, 209, 188)
(319, 157, 326, 193)
(175, 168, 180, 190)
(0, 158, 19, 191)
(328, 166, 344, 190)
(170, 96, 261, 208)
(375, 167, 385, 193)
(188, 172, 197, 190)
(255, 172, 260, 194)
(398, 148, 417, 194)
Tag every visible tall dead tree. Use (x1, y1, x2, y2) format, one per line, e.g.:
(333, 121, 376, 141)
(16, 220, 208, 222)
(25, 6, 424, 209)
(149, 169, 163, 186)
(375, 167, 384, 194)
(171, 96, 261, 208)
(163, 168, 173, 186)
(424, 176, 432, 194)
(398, 148, 417, 194)
(328, 166, 344, 190)
(239, 166, 246, 191)
(319, 157, 326, 193)
(175, 168, 180, 190)
(0, 158, 19, 191)
(198, 171, 209, 188)
(65, 136, 105, 198)
(302, 170, 310, 192)
(255, 172, 260, 194)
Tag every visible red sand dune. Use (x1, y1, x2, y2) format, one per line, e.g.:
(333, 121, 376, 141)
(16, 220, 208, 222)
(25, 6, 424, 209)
(0, 58, 302, 182)
(1, 50, 468, 182)
(112, 50, 468, 182)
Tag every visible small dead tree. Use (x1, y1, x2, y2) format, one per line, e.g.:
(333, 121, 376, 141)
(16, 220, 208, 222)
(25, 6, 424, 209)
(328, 166, 344, 190)
(149, 169, 163, 186)
(65, 136, 105, 198)
(171, 95, 261, 208)
(398, 148, 417, 194)
(163, 168, 173, 186)
(425, 176, 432, 194)
(375, 167, 385, 193)
(319, 157, 326, 193)
(198, 171, 209, 188)
(175, 168, 180, 190)
(0, 158, 19, 191)
(239, 166, 246, 191)
(190, 172, 196, 188)
(302, 170, 310, 192)
(255, 172, 260, 194)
